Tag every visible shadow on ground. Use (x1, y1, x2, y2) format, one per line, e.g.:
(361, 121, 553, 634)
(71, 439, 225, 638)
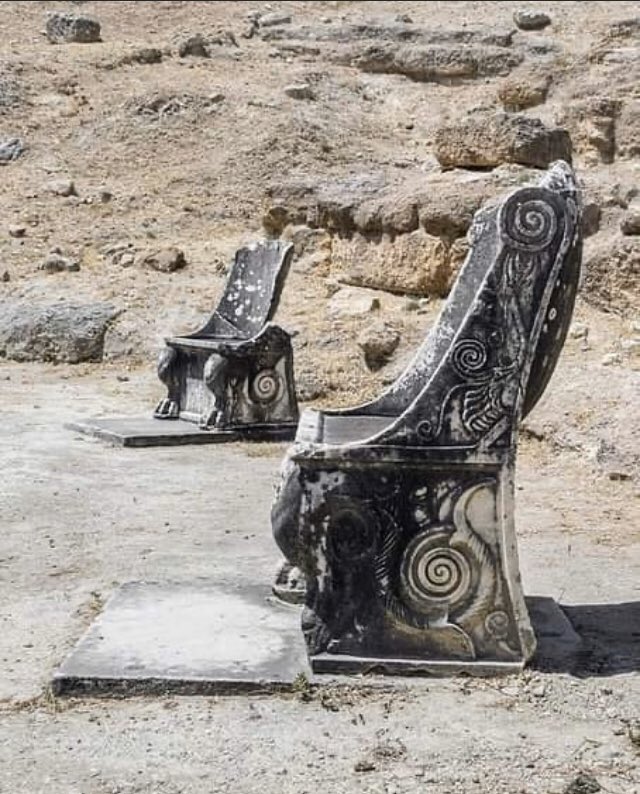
(531, 598, 640, 676)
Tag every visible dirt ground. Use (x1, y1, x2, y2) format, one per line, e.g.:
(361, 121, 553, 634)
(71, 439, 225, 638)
(0, 1, 639, 792)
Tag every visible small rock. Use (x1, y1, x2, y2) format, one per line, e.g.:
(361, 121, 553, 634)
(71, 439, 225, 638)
(531, 683, 547, 698)
(329, 287, 381, 318)
(295, 370, 327, 402)
(498, 72, 551, 112)
(119, 252, 135, 268)
(284, 83, 314, 100)
(137, 246, 187, 273)
(354, 758, 376, 773)
(45, 178, 76, 197)
(39, 251, 80, 273)
(601, 352, 621, 366)
(1, 271, 10, 282)
(620, 206, 640, 236)
(608, 469, 631, 481)
(46, 12, 101, 44)
(97, 187, 113, 203)
(0, 137, 24, 163)
(8, 224, 26, 238)
(357, 321, 400, 371)
(259, 11, 292, 28)
(582, 202, 601, 237)
(178, 34, 210, 58)
(514, 10, 551, 31)
(563, 772, 601, 794)
(569, 322, 589, 340)
(121, 47, 163, 66)
(403, 298, 420, 312)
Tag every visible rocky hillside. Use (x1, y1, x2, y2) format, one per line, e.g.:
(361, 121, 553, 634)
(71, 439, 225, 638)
(0, 1, 638, 475)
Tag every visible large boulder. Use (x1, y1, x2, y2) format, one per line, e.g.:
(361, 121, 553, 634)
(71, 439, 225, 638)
(332, 229, 454, 297)
(46, 13, 101, 44)
(0, 301, 120, 363)
(434, 113, 572, 168)
(352, 44, 522, 81)
(513, 10, 551, 31)
(263, 172, 387, 236)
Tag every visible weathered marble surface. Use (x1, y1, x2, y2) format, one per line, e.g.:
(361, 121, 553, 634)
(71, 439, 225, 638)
(272, 162, 582, 674)
(155, 240, 299, 433)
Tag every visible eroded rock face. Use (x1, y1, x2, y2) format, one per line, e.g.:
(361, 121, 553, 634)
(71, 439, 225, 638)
(46, 13, 101, 44)
(260, 19, 515, 46)
(0, 301, 120, 363)
(264, 168, 545, 297)
(583, 235, 640, 313)
(434, 113, 572, 168)
(616, 99, 640, 159)
(332, 229, 453, 297)
(497, 71, 551, 111)
(559, 97, 619, 165)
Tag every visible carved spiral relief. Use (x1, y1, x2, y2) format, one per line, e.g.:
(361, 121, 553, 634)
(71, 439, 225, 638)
(328, 505, 377, 563)
(249, 368, 280, 404)
(484, 610, 509, 640)
(451, 338, 488, 379)
(500, 190, 558, 252)
(399, 530, 473, 615)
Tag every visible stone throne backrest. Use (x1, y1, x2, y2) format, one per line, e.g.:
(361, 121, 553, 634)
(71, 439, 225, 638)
(272, 161, 582, 674)
(189, 240, 294, 340)
(305, 161, 582, 449)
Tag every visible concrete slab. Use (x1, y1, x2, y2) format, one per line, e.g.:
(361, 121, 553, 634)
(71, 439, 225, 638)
(52, 581, 310, 696)
(53, 583, 584, 696)
(65, 416, 297, 447)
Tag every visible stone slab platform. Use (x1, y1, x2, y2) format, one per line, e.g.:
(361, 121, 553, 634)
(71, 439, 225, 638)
(65, 417, 298, 447)
(52, 583, 583, 697)
(53, 581, 310, 696)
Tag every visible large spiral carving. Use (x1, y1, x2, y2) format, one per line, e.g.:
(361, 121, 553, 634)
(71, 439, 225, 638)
(249, 368, 280, 404)
(328, 504, 377, 563)
(451, 338, 488, 379)
(399, 529, 473, 616)
(500, 189, 559, 252)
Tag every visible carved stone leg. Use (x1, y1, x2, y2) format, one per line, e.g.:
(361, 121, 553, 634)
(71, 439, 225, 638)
(272, 560, 307, 605)
(202, 353, 230, 429)
(271, 455, 307, 603)
(154, 346, 180, 419)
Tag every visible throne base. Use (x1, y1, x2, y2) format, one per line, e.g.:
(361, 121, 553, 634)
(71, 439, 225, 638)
(66, 416, 298, 448)
(311, 654, 524, 677)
